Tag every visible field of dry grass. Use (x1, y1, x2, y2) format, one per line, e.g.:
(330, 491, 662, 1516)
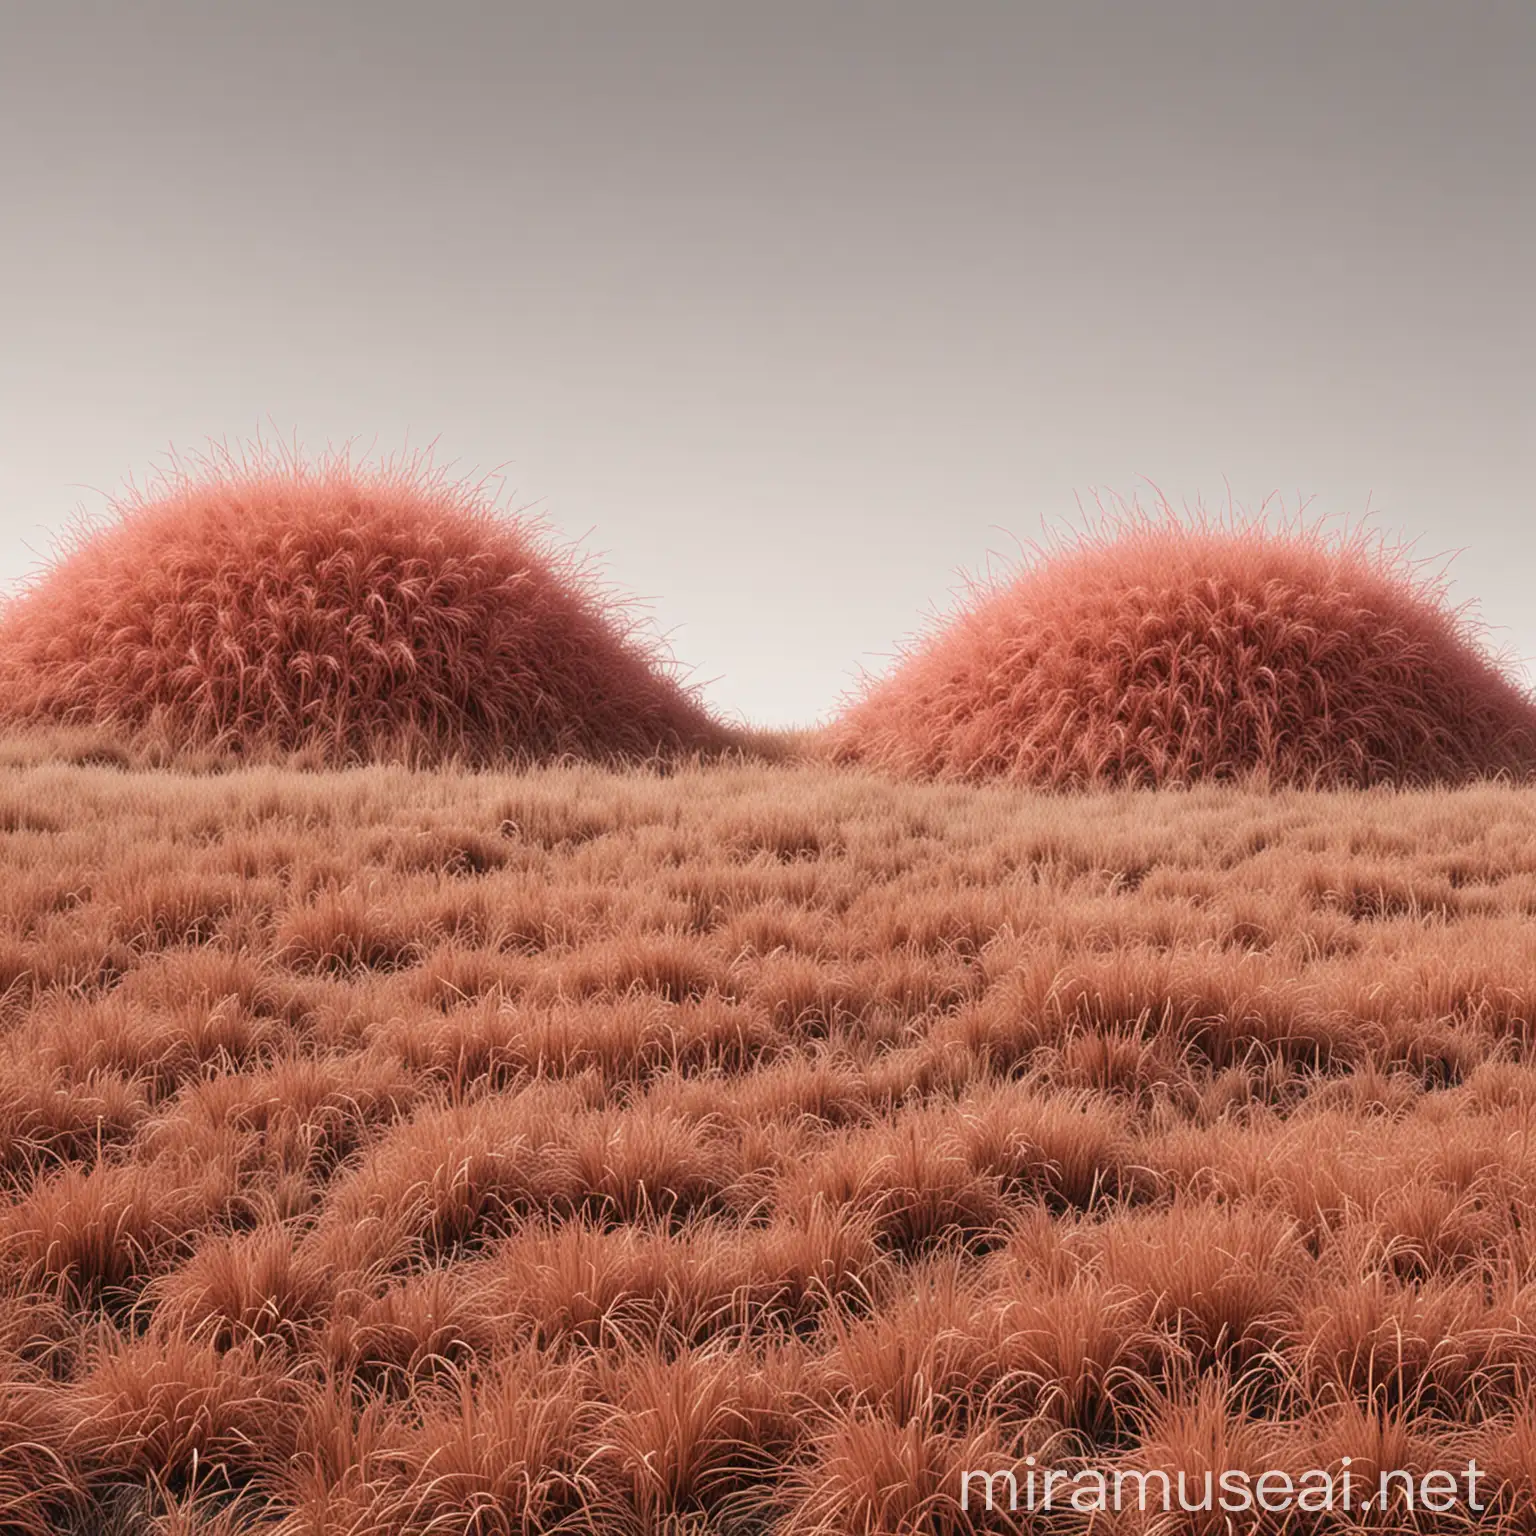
(3, 738, 1536, 1532)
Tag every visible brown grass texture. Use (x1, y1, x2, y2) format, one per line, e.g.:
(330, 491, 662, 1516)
(0, 438, 736, 768)
(4, 744, 1536, 1530)
(828, 485, 1536, 790)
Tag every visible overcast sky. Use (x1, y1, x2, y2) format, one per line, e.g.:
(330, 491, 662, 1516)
(1, 1, 1531, 727)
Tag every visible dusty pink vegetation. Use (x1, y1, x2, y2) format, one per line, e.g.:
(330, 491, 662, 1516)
(829, 488, 1536, 790)
(0, 440, 734, 767)
(7, 757, 1536, 1531)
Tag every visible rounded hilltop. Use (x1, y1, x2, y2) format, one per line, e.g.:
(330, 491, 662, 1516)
(827, 486, 1536, 791)
(0, 438, 736, 767)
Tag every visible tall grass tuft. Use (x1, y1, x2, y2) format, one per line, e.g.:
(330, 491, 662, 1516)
(828, 485, 1536, 790)
(0, 435, 736, 767)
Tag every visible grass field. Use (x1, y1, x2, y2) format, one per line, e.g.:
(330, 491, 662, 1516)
(5, 738, 1536, 1532)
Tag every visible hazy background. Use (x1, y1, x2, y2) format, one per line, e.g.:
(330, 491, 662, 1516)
(1, 1, 1530, 728)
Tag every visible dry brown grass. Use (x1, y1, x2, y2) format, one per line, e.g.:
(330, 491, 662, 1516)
(4, 740, 1536, 1529)
(827, 485, 1536, 791)
(0, 439, 738, 768)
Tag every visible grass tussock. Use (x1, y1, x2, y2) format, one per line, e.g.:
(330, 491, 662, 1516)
(828, 484, 1536, 791)
(3, 747, 1536, 1527)
(0, 437, 738, 768)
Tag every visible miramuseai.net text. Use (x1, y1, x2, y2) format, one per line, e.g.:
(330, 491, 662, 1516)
(958, 1458, 1488, 1518)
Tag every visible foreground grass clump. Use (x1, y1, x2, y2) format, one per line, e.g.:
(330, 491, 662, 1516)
(0, 439, 735, 767)
(829, 486, 1536, 790)
(8, 744, 1536, 1529)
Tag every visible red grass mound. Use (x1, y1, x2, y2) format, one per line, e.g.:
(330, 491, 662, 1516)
(0, 440, 734, 766)
(829, 487, 1536, 790)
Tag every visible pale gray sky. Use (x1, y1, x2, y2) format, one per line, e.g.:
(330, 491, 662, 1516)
(1, 1, 1531, 727)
